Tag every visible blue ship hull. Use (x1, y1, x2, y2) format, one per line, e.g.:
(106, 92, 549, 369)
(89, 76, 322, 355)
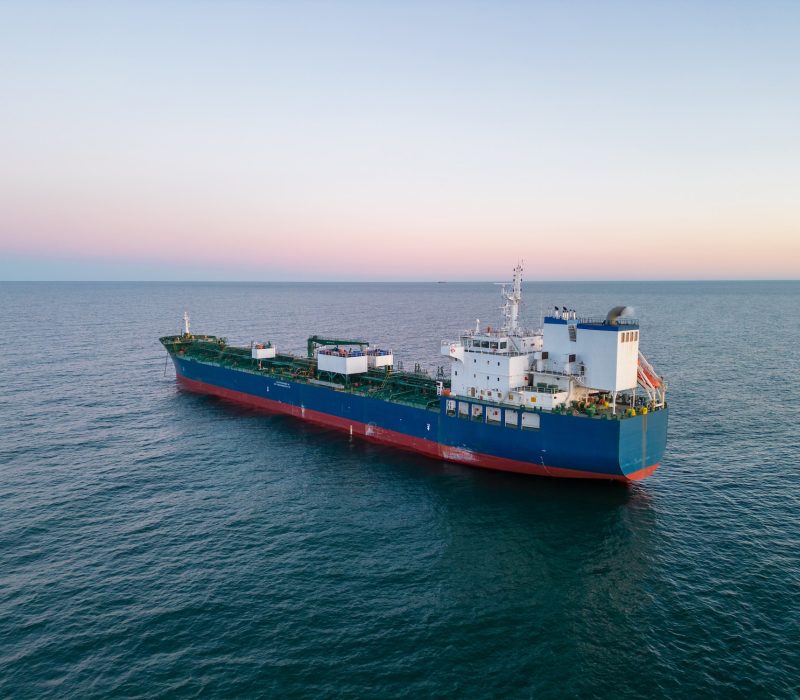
(171, 355, 667, 481)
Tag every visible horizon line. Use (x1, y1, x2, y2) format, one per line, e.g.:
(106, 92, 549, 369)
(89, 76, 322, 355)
(2, 278, 798, 284)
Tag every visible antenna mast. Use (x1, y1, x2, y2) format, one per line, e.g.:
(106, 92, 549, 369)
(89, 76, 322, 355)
(501, 262, 523, 333)
(183, 311, 191, 336)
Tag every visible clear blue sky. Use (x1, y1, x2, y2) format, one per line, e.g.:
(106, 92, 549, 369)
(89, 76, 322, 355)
(1, 1, 798, 280)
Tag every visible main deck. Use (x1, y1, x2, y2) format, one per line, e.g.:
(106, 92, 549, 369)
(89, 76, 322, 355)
(160, 334, 445, 411)
(160, 334, 663, 423)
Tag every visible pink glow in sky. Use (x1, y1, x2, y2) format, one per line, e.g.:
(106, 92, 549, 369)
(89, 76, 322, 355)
(1, 2, 799, 280)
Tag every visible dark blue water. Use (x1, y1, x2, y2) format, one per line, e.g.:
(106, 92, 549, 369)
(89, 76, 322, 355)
(1, 281, 798, 698)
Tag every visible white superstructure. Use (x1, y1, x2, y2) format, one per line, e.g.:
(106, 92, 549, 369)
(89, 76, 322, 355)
(317, 348, 370, 375)
(251, 342, 277, 360)
(441, 265, 665, 413)
(315, 347, 394, 375)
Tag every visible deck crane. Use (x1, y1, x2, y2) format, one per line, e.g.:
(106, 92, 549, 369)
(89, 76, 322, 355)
(307, 335, 369, 358)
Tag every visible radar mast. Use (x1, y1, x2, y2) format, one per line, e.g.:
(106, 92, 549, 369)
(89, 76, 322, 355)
(499, 262, 523, 334)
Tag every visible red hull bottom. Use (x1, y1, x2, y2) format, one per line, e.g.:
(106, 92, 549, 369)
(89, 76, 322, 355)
(175, 375, 658, 482)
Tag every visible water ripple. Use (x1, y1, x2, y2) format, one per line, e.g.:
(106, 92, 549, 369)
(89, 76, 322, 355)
(0, 281, 798, 698)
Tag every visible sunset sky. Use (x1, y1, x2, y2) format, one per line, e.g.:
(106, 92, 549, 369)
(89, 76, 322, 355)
(1, 1, 798, 280)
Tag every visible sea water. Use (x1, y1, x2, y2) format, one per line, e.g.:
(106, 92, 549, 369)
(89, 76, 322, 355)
(1, 281, 798, 698)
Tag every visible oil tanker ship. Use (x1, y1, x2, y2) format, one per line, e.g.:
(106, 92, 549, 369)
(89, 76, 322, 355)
(160, 265, 667, 481)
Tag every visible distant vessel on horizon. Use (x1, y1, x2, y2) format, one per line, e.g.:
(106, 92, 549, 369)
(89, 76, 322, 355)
(161, 264, 667, 480)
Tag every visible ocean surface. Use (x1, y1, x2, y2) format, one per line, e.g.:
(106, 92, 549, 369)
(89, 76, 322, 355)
(0, 280, 798, 698)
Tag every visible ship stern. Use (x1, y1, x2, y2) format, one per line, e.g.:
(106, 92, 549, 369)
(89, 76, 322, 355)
(617, 407, 668, 481)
